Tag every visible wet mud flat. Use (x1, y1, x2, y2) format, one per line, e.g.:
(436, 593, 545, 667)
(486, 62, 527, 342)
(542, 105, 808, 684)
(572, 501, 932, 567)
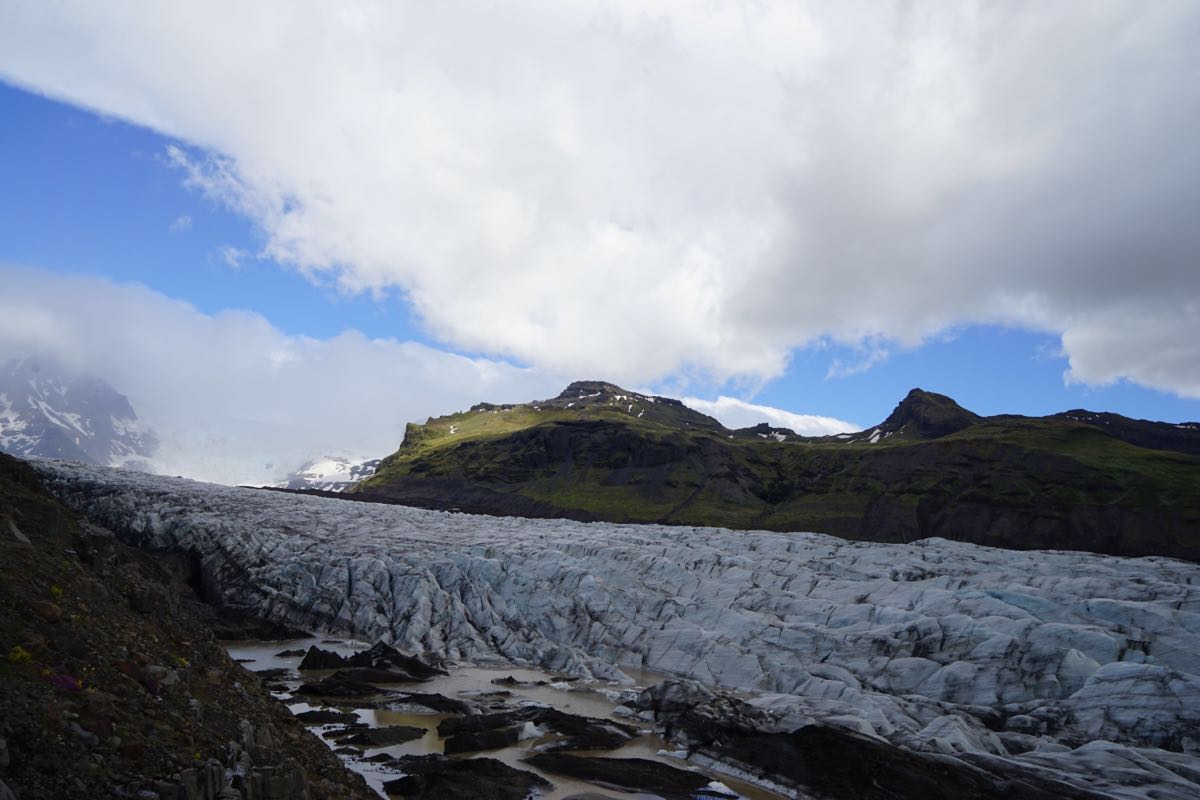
(225, 637, 790, 800)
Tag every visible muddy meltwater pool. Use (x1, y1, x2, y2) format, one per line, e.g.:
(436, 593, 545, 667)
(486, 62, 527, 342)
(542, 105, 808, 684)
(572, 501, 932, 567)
(226, 638, 789, 800)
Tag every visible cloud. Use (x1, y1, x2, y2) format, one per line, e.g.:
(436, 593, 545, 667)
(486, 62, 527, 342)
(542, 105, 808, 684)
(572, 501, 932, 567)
(168, 214, 192, 232)
(824, 339, 892, 380)
(1063, 305, 1200, 399)
(0, 266, 564, 485)
(1, 2, 1198, 395)
(219, 245, 248, 269)
(683, 396, 858, 436)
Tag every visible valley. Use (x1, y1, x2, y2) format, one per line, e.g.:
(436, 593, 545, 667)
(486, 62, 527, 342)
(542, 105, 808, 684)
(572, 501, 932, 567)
(26, 456, 1200, 799)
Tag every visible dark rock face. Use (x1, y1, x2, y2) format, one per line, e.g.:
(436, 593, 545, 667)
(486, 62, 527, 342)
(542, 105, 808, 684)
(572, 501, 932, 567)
(524, 753, 736, 799)
(381, 755, 550, 800)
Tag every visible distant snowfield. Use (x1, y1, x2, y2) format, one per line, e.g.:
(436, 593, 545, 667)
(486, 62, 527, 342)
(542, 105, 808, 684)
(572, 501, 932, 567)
(32, 459, 1200, 799)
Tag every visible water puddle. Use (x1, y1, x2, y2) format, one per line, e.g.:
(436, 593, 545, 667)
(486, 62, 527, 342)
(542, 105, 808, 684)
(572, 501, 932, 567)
(225, 637, 788, 800)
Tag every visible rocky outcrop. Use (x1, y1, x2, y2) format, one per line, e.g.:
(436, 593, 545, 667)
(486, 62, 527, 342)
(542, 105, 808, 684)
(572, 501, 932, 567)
(329, 724, 425, 747)
(380, 755, 550, 800)
(523, 753, 737, 799)
(28, 459, 1200, 798)
(0, 454, 373, 799)
(635, 680, 1116, 799)
(437, 707, 636, 755)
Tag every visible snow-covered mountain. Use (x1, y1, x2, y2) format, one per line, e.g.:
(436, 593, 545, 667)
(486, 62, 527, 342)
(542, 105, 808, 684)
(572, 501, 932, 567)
(0, 356, 157, 468)
(274, 454, 380, 492)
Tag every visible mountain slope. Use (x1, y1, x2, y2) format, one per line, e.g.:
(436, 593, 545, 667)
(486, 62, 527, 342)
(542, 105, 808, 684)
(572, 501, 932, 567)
(0, 356, 157, 468)
(0, 452, 373, 798)
(355, 382, 1200, 560)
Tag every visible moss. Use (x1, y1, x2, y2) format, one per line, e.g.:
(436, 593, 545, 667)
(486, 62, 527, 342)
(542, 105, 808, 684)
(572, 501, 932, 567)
(356, 388, 1200, 559)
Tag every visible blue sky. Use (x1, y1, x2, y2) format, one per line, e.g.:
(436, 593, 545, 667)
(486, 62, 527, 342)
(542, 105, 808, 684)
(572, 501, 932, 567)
(0, 84, 417, 342)
(1, 3, 1198, 483)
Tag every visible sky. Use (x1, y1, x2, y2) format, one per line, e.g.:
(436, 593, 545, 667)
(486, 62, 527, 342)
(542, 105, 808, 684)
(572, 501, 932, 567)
(0, 1, 1198, 484)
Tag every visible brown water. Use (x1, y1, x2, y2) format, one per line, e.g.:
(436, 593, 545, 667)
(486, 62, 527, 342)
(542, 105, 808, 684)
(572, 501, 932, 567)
(225, 638, 789, 800)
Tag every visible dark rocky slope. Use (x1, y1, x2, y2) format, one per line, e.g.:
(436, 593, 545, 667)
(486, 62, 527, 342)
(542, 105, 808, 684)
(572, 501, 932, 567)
(0, 453, 372, 799)
(352, 383, 1200, 560)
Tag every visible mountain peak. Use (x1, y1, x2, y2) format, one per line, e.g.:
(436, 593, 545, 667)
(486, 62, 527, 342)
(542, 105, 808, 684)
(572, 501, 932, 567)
(0, 356, 157, 467)
(559, 380, 628, 398)
(545, 380, 688, 411)
(880, 388, 980, 439)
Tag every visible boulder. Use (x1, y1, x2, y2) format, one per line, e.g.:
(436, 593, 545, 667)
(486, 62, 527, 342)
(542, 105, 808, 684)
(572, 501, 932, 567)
(334, 725, 426, 748)
(387, 692, 475, 715)
(296, 675, 393, 699)
(523, 753, 736, 799)
(294, 709, 359, 725)
(345, 642, 446, 679)
(330, 667, 426, 684)
(443, 724, 528, 755)
(381, 755, 550, 800)
(297, 646, 347, 670)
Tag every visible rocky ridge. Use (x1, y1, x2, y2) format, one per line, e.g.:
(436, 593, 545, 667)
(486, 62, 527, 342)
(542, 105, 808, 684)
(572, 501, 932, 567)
(353, 382, 1200, 560)
(28, 458, 1200, 799)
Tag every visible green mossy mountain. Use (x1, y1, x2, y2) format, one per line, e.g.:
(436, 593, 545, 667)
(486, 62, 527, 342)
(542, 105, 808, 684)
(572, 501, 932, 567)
(355, 382, 1200, 561)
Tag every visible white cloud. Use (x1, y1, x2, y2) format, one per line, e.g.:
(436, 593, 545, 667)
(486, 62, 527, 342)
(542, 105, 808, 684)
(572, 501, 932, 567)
(0, 266, 564, 485)
(219, 245, 248, 269)
(1063, 305, 1200, 399)
(0, 2, 1198, 395)
(168, 214, 192, 232)
(683, 396, 858, 437)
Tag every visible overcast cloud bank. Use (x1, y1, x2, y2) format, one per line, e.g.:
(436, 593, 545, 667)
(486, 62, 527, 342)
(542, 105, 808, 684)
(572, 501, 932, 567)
(0, 267, 565, 484)
(0, 1, 1197, 396)
(0, 267, 846, 484)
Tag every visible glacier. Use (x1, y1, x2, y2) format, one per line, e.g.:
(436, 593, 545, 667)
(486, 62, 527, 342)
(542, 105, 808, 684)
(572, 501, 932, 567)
(29, 458, 1200, 799)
